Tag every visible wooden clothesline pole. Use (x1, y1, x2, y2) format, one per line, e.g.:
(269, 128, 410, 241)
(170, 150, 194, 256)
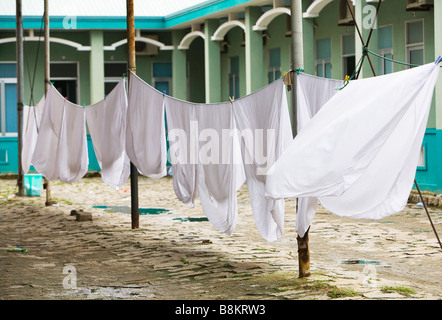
(43, 0, 53, 206)
(290, 0, 310, 278)
(127, 0, 139, 229)
(16, 0, 24, 196)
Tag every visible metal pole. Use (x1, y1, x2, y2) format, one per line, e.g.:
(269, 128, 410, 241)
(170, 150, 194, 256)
(16, 0, 24, 196)
(290, 0, 310, 278)
(414, 180, 442, 250)
(43, 0, 53, 206)
(345, 0, 376, 77)
(126, 0, 139, 229)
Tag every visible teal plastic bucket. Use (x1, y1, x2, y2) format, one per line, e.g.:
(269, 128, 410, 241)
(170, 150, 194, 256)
(24, 174, 43, 196)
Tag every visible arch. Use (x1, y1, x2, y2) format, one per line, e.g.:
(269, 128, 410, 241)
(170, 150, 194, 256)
(252, 7, 291, 31)
(104, 36, 174, 51)
(211, 20, 246, 41)
(177, 31, 205, 50)
(303, 0, 355, 18)
(0, 36, 91, 51)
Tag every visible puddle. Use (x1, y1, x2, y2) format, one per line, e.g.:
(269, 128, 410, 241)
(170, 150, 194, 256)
(173, 217, 209, 222)
(340, 259, 382, 265)
(93, 205, 171, 215)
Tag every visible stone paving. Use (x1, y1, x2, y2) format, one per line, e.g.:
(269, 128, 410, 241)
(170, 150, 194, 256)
(0, 175, 441, 300)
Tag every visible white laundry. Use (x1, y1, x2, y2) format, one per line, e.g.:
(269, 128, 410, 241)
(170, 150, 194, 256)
(295, 73, 344, 237)
(265, 63, 440, 236)
(196, 102, 245, 235)
(32, 84, 88, 183)
(164, 97, 198, 206)
(126, 72, 167, 179)
(85, 79, 130, 188)
(233, 79, 293, 242)
(22, 96, 45, 174)
(165, 96, 245, 235)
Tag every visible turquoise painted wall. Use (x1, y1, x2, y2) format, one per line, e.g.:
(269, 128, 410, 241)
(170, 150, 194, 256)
(416, 130, 442, 194)
(0, 136, 101, 174)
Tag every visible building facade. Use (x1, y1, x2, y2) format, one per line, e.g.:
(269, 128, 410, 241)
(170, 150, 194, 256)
(0, 0, 441, 192)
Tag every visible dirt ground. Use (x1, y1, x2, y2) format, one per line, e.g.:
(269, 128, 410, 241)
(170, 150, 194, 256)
(0, 174, 441, 301)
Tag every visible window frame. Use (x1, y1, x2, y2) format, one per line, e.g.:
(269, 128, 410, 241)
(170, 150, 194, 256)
(104, 61, 127, 95)
(405, 19, 425, 68)
(267, 47, 281, 84)
(341, 33, 356, 78)
(378, 24, 394, 75)
(49, 61, 80, 104)
(315, 38, 332, 78)
(0, 61, 18, 137)
(228, 56, 240, 99)
(151, 61, 172, 95)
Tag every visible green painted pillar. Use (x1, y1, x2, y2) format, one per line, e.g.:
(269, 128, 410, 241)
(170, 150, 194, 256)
(245, 7, 265, 94)
(172, 30, 187, 100)
(354, 0, 378, 79)
(204, 19, 221, 103)
(302, 1, 315, 75)
(89, 30, 105, 104)
(435, 1, 442, 130)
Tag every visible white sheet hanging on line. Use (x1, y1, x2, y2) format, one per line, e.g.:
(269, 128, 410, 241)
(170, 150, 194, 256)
(233, 79, 293, 242)
(164, 97, 198, 206)
(196, 102, 245, 235)
(265, 63, 440, 234)
(22, 96, 45, 174)
(295, 73, 344, 237)
(126, 72, 167, 179)
(165, 96, 245, 235)
(32, 84, 88, 183)
(85, 79, 130, 188)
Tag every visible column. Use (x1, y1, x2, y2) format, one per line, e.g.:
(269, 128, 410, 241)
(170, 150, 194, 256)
(245, 7, 265, 94)
(302, 1, 315, 74)
(204, 19, 221, 103)
(172, 30, 187, 100)
(89, 30, 105, 104)
(354, 0, 378, 79)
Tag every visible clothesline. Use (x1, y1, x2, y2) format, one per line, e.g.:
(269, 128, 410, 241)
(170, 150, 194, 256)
(23, 62, 441, 245)
(25, 73, 292, 242)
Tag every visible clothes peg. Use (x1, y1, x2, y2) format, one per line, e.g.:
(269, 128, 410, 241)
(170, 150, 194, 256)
(435, 56, 442, 64)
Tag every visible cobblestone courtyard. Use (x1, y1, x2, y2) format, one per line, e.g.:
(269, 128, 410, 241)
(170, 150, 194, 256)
(0, 175, 441, 300)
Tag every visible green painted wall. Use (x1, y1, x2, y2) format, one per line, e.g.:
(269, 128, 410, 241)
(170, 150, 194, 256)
(187, 36, 205, 103)
(221, 26, 246, 101)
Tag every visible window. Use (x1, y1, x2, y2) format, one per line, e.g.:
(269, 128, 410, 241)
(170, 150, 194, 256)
(378, 25, 393, 75)
(0, 63, 17, 136)
(50, 62, 79, 103)
(152, 62, 172, 95)
(316, 38, 332, 78)
(229, 56, 239, 99)
(406, 20, 424, 68)
(268, 48, 281, 83)
(104, 62, 127, 95)
(342, 34, 355, 78)
(417, 144, 427, 170)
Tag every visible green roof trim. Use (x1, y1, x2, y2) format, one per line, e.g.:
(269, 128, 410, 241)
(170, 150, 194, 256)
(0, 0, 254, 30)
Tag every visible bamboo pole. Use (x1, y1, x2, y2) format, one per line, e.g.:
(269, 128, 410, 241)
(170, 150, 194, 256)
(43, 0, 53, 206)
(16, 0, 24, 196)
(290, 0, 310, 278)
(126, 0, 139, 229)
